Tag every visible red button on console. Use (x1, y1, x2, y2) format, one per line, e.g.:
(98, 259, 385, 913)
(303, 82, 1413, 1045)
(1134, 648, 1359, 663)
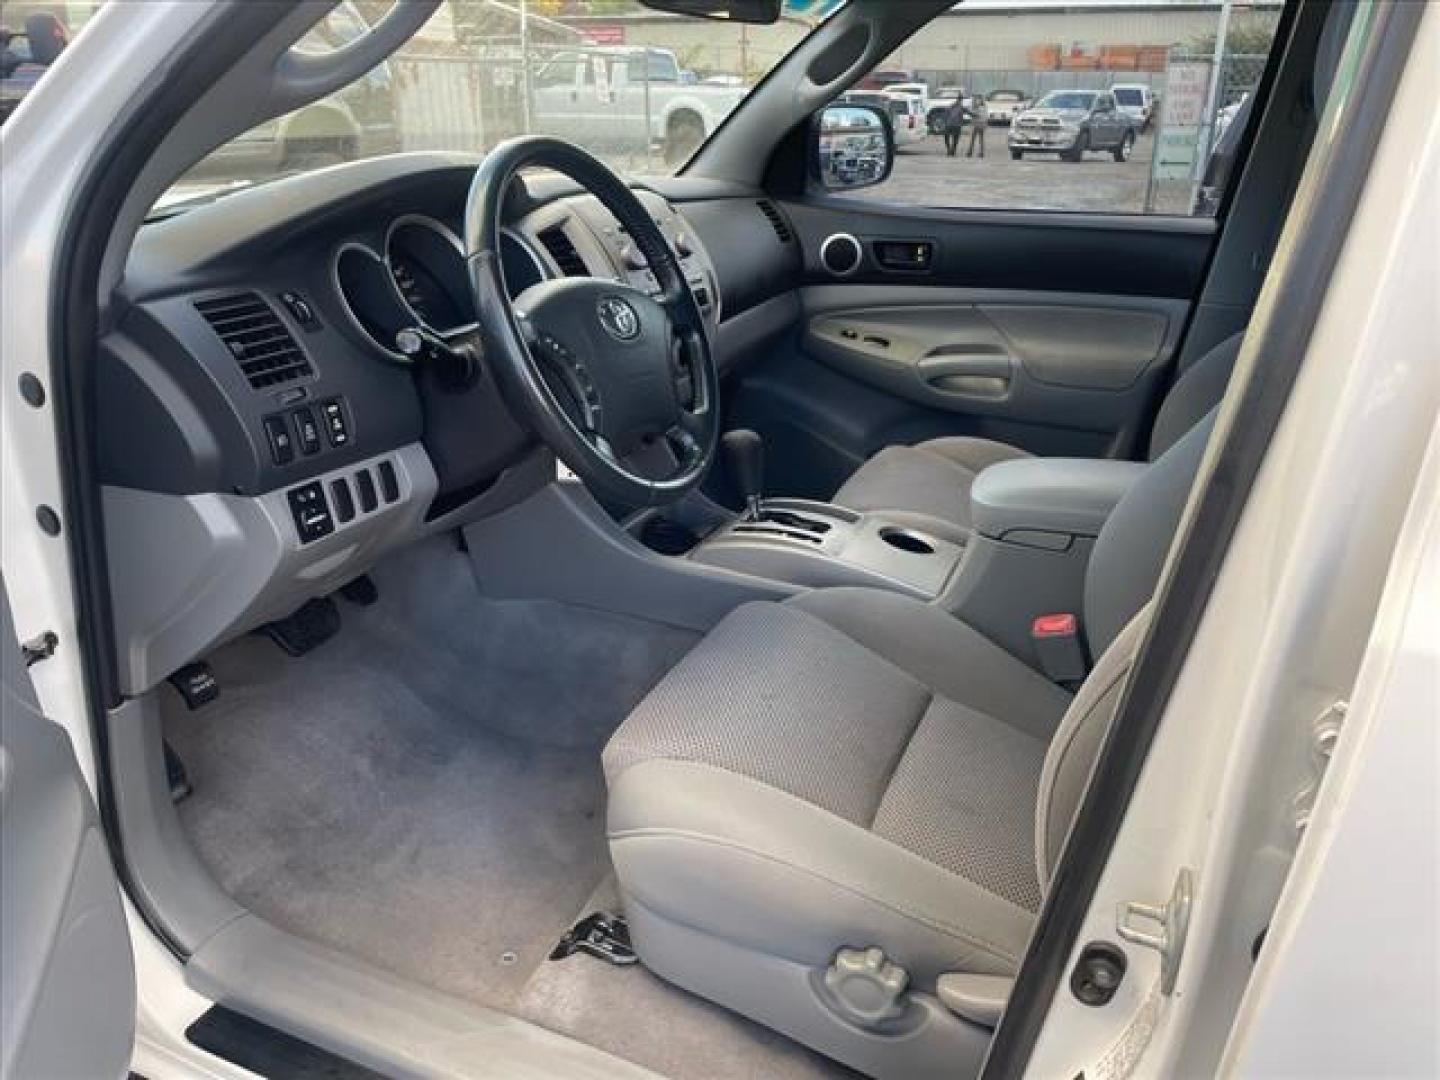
(1032, 613, 1078, 637)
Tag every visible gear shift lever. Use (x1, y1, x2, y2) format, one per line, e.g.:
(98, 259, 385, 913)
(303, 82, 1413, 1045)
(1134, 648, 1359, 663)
(721, 429, 765, 521)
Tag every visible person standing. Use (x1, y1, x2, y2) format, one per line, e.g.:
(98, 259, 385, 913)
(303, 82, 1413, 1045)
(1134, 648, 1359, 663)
(966, 92, 989, 158)
(942, 89, 968, 157)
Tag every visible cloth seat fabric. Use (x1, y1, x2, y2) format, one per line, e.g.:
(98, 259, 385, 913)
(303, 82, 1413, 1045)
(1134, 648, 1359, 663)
(603, 413, 1218, 1074)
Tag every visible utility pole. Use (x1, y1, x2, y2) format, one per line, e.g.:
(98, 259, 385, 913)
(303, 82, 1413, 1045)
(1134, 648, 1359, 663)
(1193, 0, 1233, 201)
(519, 0, 533, 135)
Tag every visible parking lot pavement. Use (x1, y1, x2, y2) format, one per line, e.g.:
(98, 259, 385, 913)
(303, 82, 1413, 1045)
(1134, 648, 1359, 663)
(851, 127, 1193, 216)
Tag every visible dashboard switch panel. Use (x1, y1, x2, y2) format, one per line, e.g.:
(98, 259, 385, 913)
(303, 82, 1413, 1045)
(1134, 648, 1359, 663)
(330, 478, 356, 523)
(287, 482, 334, 544)
(320, 397, 351, 448)
(356, 469, 378, 513)
(293, 406, 322, 456)
(281, 291, 321, 329)
(378, 460, 399, 504)
(264, 414, 295, 466)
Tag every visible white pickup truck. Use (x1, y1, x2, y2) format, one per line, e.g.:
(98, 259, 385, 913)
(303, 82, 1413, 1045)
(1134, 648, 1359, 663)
(531, 47, 745, 165)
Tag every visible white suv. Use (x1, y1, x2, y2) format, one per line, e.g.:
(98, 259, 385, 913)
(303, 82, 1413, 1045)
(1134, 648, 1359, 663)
(1111, 82, 1155, 130)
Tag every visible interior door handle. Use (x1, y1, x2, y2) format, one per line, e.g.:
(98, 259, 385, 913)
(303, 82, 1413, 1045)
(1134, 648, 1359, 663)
(917, 351, 1014, 397)
(917, 352, 1013, 380)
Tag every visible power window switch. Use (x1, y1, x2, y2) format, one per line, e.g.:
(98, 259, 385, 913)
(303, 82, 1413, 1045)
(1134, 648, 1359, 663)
(263, 413, 295, 465)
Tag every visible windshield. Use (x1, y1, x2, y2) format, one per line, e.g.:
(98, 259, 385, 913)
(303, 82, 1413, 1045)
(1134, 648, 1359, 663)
(1112, 87, 1144, 106)
(157, 0, 829, 211)
(1036, 91, 1095, 111)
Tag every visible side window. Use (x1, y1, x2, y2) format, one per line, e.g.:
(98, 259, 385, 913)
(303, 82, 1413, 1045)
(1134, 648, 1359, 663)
(839, 3, 1283, 216)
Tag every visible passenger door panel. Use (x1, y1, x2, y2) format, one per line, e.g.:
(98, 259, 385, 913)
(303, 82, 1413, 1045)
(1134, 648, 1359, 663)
(723, 200, 1215, 500)
(805, 293, 1185, 416)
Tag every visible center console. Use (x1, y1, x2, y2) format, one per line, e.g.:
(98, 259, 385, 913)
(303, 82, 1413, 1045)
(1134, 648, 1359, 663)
(690, 500, 964, 599)
(942, 456, 1146, 668)
(683, 430, 1149, 677)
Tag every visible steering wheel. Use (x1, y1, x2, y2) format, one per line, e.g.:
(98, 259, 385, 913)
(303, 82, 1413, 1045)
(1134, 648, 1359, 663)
(464, 137, 719, 508)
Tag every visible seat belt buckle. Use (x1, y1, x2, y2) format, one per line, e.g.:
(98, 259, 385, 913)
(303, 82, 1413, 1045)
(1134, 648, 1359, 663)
(1031, 613, 1088, 684)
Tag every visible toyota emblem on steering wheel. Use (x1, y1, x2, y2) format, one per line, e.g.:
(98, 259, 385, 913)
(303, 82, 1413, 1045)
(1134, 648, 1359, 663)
(597, 295, 641, 341)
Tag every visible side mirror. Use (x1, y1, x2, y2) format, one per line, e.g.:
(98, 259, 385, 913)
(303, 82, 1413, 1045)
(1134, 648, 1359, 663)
(811, 104, 894, 193)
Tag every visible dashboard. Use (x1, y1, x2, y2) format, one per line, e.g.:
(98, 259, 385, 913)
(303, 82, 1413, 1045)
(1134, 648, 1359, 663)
(101, 153, 800, 694)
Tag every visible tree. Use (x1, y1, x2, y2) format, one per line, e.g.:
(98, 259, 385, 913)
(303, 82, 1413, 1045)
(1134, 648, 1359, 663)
(1189, 17, 1281, 58)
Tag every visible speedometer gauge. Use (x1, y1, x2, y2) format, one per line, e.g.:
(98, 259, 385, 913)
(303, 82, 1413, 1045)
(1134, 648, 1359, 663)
(390, 257, 428, 322)
(384, 217, 471, 333)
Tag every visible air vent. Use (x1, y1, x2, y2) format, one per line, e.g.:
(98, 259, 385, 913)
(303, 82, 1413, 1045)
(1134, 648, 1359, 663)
(195, 293, 313, 389)
(537, 226, 588, 277)
(756, 200, 794, 244)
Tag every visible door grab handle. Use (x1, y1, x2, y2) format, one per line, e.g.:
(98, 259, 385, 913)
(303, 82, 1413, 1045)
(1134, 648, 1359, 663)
(917, 353, 1013, 380)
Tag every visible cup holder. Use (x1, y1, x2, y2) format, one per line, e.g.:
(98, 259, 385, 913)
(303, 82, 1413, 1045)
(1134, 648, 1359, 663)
(879, 526, 936, 556)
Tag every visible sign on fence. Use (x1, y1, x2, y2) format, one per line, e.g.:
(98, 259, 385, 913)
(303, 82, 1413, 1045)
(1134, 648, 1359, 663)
(1163, 61, 1211, 128)
(1153, 128, 1199, 181)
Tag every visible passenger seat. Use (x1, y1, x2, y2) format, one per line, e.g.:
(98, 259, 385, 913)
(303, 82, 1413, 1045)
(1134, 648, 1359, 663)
(830, 332, 1244, 543)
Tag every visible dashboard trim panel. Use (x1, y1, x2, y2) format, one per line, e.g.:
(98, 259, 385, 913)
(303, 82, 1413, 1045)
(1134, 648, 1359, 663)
(105, 443, 439, 695)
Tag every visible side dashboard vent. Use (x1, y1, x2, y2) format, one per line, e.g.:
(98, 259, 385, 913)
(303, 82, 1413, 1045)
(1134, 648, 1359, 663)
(756, 199, 795, 244)
(194, 293, 313, 389)
(537, 225, 588, 277)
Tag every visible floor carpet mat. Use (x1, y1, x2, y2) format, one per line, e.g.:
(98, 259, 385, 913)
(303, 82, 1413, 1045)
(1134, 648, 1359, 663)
(166, 535, 853, 1078)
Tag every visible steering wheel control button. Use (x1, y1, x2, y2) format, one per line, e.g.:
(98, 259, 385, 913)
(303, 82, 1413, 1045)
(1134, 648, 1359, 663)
(319, 397, 350, 447)
(287, 482, 334, 544)
(292, 407, 321, 455)
(263, 413, 295, 466)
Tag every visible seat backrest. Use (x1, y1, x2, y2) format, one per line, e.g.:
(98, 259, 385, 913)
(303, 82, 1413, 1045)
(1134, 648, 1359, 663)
(1035, 408, 1217, 884)
(1148, 332, 1243, 459)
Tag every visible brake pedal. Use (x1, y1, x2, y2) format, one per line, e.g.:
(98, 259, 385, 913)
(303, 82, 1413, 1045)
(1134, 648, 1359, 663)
(259, 597, 340, 657)
(550, 912, 638, 966)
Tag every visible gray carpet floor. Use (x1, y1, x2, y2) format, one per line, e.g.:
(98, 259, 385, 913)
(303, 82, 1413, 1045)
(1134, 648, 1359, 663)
(166, 535, 852, 1080)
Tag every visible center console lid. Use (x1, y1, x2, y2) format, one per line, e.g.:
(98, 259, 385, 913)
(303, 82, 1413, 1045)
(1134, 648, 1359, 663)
(970, 457, 1146, 546)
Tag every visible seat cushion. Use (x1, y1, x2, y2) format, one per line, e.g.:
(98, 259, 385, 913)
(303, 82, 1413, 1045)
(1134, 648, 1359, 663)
(831, 437, 1032, 543)
(603, 593, 1071, 980)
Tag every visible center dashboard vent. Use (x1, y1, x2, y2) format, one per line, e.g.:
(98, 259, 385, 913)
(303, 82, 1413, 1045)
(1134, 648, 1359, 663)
(195, 292, 313, 389)
(536, 225, 588, 277)
(756, 199, 794, 244)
